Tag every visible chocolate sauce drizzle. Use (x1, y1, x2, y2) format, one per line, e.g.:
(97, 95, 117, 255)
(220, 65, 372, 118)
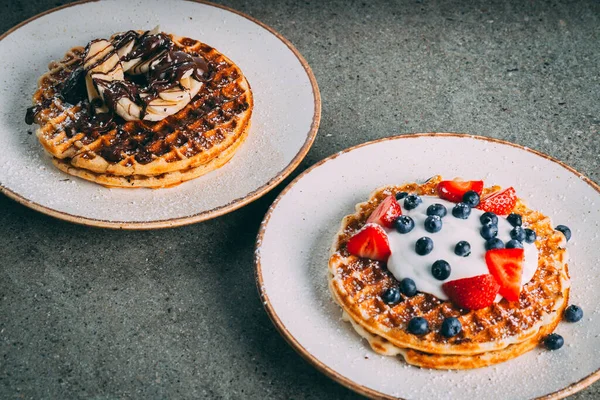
(26, 30, 209, 128)
(26, 30, 247, 166)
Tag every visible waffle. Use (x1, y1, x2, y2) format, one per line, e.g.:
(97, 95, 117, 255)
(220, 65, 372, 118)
(27, 30, 252, 188)
(328, 176, 570, 369)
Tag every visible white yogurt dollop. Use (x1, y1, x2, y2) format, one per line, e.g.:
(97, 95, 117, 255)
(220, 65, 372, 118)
(386, 196, 538, 301)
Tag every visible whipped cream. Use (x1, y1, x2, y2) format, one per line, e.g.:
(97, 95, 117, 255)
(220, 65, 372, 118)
(386, 196, 538, 301)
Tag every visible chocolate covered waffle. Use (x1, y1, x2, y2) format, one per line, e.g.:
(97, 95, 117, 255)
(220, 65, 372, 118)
(26, 28, 252, 188)
(328, 176, 572, 369)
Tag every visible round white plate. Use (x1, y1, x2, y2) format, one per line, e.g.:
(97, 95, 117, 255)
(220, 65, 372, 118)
(256, 133, 600, 400)
(0, 0, 320, 229)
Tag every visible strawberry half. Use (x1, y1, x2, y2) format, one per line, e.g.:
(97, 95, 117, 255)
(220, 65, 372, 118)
(485, 248, 524, 301)
(477, 187, 517, 215)
(346, 223, 391, 262)
(437, 180, 484, 203)
(442, 274, 500, 310)
(366, 195, 402, 228)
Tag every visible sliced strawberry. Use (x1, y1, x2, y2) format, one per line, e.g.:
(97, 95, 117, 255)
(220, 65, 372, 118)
(478, 187, 517, 215)
(485, 248, 524, 301)
(437, 180, 484, 203)
(346, 223, 391, 262)
(442, 274, 500, 310)
(366, 195, 402, 228)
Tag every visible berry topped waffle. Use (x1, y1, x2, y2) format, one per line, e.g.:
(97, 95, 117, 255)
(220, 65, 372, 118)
(328, 176, 573, 369)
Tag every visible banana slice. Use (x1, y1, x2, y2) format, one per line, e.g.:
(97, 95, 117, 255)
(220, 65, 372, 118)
(129, 51, 165, 75)
(121, 58, 141, 73)
(143, 77, 203, 121)
(159, 88, 191, 102)
(80, 30, 204, 122)
(143, 106, 170, 122)
(84, 40, 121, 75)
(114, 97, 142, 121)
(116, 39, 135, 59)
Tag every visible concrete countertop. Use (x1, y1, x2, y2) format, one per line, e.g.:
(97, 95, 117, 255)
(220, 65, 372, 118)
(1, 0, 598, 398)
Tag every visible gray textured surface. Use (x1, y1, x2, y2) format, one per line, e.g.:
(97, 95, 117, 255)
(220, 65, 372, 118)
(1, 0, 599, 399)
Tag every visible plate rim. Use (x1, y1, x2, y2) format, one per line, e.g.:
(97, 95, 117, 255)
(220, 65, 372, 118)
(0, 0, 321, 230)
(254, 132, 600, 400)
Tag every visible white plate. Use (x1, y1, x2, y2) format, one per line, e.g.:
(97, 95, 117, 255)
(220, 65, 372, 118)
(256, 133, 600, 400)
(0, 0, 320, 229)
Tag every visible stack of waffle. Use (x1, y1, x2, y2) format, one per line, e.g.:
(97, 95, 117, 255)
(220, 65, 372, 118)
(27, 30, 252, 188)
(328, 176, 569, 369)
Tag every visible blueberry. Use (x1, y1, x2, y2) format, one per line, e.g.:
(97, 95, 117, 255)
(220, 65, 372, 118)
(381, 287, 401, 305)
(555, 225, 571, 241)
(485, 238, 505, 250)
(506, 239, 523, 249)
(524, 228, 537, 244)
(454, 241, 471, 257)
(544, 333, 564, 350)
(394, 215, 415, 234)
(399, 278, 417, 297)
(440, 317, 462, 338)
(424, 215, 443, 233)
(462, 191, 480, 207)
(480, 224, 498, 240)
(564, 305, 583, 323)
(395, 191, 408, 201)
(426, 203, 447, 218)
(407, 317, 429, 335)
(480, 212, 498, 225)
(431, 260, 451, 280)
(507, 213, 522, 227)
(452, 203, 471, 219)
(404, 194, 422, 210)
(510, 227, 526, 242)
(415, 237, 434, 256)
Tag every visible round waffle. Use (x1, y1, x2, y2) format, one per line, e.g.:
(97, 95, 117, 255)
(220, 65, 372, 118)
(27, 31, 252, 188)
(328, 176, 569, 369)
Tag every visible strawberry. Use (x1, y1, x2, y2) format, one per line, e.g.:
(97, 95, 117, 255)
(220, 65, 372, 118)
(442, 274, 500, 310)
(437, 180, 484, 203)
(346, 223, 391, 262)
(366, 195, 402, 228)
(485, 248, 524, 301)
(477, 187, 517, 215)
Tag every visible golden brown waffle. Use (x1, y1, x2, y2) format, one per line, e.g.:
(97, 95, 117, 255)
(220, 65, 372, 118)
(29, 32, 252, 188)
(328, 176, 569, 368)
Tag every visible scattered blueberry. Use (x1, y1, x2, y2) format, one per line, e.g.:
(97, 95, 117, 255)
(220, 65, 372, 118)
(440, 317, 462, 338)
(400, 278, 418, 297)
(564, 305, 583, 323)
(415, 237, 434, 256)
(454, 241, 471, 257)
(555, 225, 571, 241)
(510, 227, 526, 242)
(480, 212, 498, 226)
(381, 287, 401, 305)
(506, 239, 523, 249)
(431, 260, 451, 280)
(394, 215, 415, 234)
(407, 317, 429, 335)
(524, 228, 537, 244)
(544, 333, 564, 350)
(395, 191, 408, 201)
(480, 224, 498, 240)
(452, 203, 471, 219)
(462, 191, 480, 207)
(507, 213, 522, 227)
(485, 238, 505, 250)
(404, 194, 422, 210)
(424, 215, 443, 233)
(427, 203, 447, 218)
